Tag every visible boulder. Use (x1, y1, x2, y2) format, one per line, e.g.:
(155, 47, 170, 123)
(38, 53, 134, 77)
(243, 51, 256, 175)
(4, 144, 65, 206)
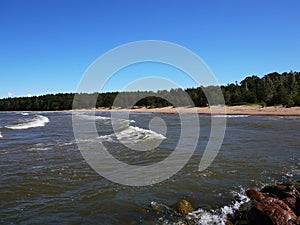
(177, 200, 193, 215)
(230, 200, 255, 222)
(225, 220, 234, 225)
(292, 216, 300, 224)
(247, 197, 297, 225)
(285, 186, 300, 199)
(282, 197, 297, 211)
(246, 189, 265, 201)
(261, 185, 300, 199)
(293, 182, 300, 191)
(149, 201, 185, 223)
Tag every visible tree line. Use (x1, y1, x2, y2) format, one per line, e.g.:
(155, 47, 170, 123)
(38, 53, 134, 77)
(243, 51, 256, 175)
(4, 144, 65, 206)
(1, 71, 300, 111)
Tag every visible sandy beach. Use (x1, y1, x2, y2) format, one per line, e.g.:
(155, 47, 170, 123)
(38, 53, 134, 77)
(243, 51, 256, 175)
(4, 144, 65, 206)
(3, 105, 299, 116)
(90, 105, 300, 116)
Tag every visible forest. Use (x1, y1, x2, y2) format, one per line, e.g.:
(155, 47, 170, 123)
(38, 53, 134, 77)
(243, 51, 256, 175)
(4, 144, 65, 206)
(1, 71, 300, 111)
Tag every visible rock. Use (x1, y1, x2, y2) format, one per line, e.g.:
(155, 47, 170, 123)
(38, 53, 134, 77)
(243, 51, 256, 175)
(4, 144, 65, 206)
(261, 185, 286, 198)
(297, 201, 300, 216)
(285, 186, 300, 199)
(225, 220, 234, 225)
(246, 189, 265, 201)
(261, 185, 300, 200)
(293, 182, 300, 191)
(150, 201, 181, 217)
(177, 200, 193, 215)
(149, 201, 186, 224)
(231, 200, 255, 222)
(283, 197, 297, 211)
(226, 220, 248, 225)
(235, 221, 249, 225)
(292, 216, 300, 224)
(282, 182, 300, 192)
(247, 197, 297, 225)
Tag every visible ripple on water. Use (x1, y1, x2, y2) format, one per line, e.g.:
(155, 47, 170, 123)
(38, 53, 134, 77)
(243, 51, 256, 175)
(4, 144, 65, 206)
(1, 112, 300, 224)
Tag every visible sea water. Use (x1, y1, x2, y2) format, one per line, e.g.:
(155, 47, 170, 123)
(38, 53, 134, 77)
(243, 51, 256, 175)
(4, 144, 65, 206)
(0, 112, 299, 224)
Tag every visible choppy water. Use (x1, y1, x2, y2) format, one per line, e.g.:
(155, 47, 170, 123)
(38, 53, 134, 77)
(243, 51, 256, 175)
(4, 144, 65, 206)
(0, 112, 300, 224)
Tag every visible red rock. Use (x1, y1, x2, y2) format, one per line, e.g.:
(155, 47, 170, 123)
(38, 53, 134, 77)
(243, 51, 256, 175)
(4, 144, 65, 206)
(283, 197, 297, 211)
(247, 197, 297, 225)
(276, 185, 300, 199)
(292, 216, 300, 225)
(285, 186, 300, 199)
(246, 189, 265, 201)
(261, 185, 300, 201)
(278, 185, 288, 190)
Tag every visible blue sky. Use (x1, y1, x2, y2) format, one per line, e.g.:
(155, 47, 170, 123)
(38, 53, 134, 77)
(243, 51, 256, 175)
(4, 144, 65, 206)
(1, 0, 300, 98)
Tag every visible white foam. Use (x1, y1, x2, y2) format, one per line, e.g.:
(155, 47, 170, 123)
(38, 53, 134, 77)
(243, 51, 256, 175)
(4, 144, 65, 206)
(27, 147, 52, 151)
(118, 126, 166, 141)
(75, 114, 135, 124)
(186, 188, 250, 225)
(98, 134, 115, 142)
(21, 112, 29, 116)
(0, 131, 3, 138)
(77, 114, 111, 121)
(77, 113, 166, 149)
(213, 115, 249, 118)
(76, 114, 164, 142)
(98, 125, 166, 143)
(5, 115, 49, 130)
(192, 208, 227, 225)
(59, 141, 75, 146)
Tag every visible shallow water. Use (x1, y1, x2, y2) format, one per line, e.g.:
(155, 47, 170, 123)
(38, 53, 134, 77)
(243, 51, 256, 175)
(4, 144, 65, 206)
(0, 112, 299, 224)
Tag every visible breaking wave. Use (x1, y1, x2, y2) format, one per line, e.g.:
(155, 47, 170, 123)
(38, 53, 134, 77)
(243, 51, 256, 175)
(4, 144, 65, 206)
(74, 113, 135, 124)
(5, 115, 49, 130)
(189, 188, 249, 225)
(99, 124, 166, 143)
(150, 187, 250, 225)
(77, 114, 166, 148)
(212, 114, 249, 118)
(98, 116, 166, 145)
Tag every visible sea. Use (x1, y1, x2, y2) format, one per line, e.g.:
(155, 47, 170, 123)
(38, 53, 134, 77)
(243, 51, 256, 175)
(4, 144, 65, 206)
(0, 111, 300, 224)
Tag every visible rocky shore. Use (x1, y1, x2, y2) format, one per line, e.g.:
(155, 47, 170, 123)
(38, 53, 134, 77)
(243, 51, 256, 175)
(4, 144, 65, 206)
(230, 181, 300, 225)
(149, 181, 300, 225)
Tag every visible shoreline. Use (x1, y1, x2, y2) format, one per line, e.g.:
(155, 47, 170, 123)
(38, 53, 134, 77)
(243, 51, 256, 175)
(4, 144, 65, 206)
(88, 105, 300, 116)
(1, 105, 300, 116)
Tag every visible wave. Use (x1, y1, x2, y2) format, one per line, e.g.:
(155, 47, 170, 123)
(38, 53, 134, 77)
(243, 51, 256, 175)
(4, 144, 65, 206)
(75, 114, 111, 121)
(27, 146, 52, 151)
(99, 124, 167, 151)
(188, 188, 249, 224)
(99, 125, 166, 143)
(151, 187, 249, 225)
(76, 114, 167, 147)
(0, 131, 2, 138)
(5, 115, 49, 130)
(75, 113, 135, 124)
(212, 114, 249, 118)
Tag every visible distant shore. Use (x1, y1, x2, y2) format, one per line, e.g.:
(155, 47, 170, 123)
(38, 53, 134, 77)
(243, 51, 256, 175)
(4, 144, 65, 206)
(1, 105, 299, 116)
(81, 105, 300, 116)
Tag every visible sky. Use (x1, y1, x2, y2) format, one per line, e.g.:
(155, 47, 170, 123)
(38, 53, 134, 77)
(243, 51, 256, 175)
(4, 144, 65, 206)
(1, 0, 300, 98)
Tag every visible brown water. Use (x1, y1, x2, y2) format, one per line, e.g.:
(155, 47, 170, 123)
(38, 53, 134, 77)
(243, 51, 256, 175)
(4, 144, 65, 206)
(0, 112, 299, 224)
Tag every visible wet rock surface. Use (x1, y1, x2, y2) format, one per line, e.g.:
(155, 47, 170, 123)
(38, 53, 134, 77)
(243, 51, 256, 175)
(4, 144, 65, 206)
(247, 197, 297, 225)
(147, 181, 300, 225)
(176, 199, 194, 215)
(244, 182, 300, 225)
